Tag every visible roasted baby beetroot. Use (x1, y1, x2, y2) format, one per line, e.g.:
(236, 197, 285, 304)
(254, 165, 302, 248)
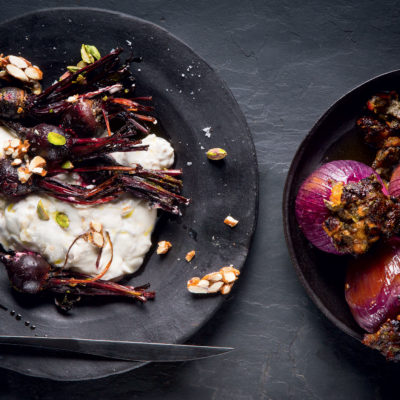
(1, 120, 147, 164)
(0, 243, 155, 309)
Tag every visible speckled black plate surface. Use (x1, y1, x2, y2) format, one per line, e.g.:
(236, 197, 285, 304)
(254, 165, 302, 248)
(283, 70, 400, 342)
(0, 8, 258, 380)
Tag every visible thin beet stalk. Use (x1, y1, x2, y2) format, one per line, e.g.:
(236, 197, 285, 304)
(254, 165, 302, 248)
(108, 97, 154, 113)
(121, 175, 189, 205)
(48, 231, 155, 302)
(72, 137, 148, 157)
(34, 49, 123, 104)
(47, 278, 155, 302)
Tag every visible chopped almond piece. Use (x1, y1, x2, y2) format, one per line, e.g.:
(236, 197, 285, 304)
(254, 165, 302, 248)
(224, 215, 239, 227)
(221, 284, 233, 295)
(185, 250, 196, 262)
(203, 272, 223, 282)
(91, 232, 104, 248)
(157, 240, 172, 255)
(28, 155, 46, 171)
(208, 281, 224, 293)
(17, 166, 32, 183)
(197, 279, 210, 288)
(220, 266, 240, 283)
(10, 138, 20, 147)
(90, 221, 103, 233)
(188, 285, 208, 294)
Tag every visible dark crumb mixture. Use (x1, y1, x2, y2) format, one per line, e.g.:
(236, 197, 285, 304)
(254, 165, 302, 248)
(363, 317, 400, 362)
(357, 91, 400, 178)
(323, 174, 400, 255)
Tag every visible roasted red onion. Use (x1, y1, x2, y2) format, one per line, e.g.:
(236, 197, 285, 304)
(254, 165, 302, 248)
(389, 164, 400, 198)
(295, 160, 387, 254)
(345, 238, 400, 333)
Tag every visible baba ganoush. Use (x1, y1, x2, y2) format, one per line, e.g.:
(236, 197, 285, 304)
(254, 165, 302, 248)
(0, 126, 174, 280)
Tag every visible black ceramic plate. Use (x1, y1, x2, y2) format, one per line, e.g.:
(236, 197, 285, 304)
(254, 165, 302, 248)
(0, 8, 258, 380)
(283, 70, 400, 342)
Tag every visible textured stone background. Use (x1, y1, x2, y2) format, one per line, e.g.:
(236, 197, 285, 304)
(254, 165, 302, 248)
(1, 0, 400, 399)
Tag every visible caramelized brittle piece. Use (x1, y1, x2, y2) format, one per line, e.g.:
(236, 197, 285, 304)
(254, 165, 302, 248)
(187, 265, 240, 295)
(157, 240, 172, 255)
(185, 250, 195, 262)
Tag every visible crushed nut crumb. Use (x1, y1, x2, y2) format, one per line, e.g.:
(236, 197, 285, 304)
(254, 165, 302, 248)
(90, 221, 103, 233)
(157, 240, 172, 255)
(224, 215, 239, 227)
(185, 250, 195, 262)
(4, 139, 23, 158)
(11, 158, 22, 166)
(17, 166, 32, 183)
(84, 221, 105, 248)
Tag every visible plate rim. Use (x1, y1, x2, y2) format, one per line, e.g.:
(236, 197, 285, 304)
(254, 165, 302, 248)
(0, 6, 259, 380)
(282, 68, 400, 342)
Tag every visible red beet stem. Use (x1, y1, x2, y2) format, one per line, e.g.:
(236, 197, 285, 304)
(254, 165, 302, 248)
(79, 84, 123, 100)
(47, 277, 155, 301)
(35, 48, 123, 104)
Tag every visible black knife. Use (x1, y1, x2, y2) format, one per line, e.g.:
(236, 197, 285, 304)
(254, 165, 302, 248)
(0, 335, 233, 362)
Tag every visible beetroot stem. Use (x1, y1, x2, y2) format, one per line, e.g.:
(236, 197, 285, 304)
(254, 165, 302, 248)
(47, 277, 155, 301)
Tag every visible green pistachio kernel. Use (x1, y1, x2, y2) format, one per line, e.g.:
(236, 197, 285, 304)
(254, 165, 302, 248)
(206, 148, 228, 161)
(122, 210, 134, 219)
(47, 131, 66, 146)
(81, 44, 94, 64)
(84, 45, 101, 61)
(36, 200, 50, 221)
(67, 66, 80, 73)
(61, 160, 74, 169)
(75, 74, 86, 84)
(76, 60, 88, 69)
(55, 212, 69, 228)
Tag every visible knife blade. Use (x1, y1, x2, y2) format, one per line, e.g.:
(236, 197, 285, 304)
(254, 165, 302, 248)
(0, 335, 233, 362)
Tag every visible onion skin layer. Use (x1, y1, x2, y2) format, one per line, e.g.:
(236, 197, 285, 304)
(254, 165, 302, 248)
(345, 237, 400, 333)
(295, 160, 387, 254)
(389, 164, 400, 198)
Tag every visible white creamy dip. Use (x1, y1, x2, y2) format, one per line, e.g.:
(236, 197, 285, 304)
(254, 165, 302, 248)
(0, 128, 174, 280)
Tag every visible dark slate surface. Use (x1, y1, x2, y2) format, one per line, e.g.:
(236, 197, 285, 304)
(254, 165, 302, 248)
(0, 0, 399, 398)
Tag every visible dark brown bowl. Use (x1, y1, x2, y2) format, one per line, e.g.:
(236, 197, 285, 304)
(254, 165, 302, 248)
(283, 69, 400, 341)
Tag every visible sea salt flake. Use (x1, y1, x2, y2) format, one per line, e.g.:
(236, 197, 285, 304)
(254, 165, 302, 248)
(203, 126, 212, 138)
